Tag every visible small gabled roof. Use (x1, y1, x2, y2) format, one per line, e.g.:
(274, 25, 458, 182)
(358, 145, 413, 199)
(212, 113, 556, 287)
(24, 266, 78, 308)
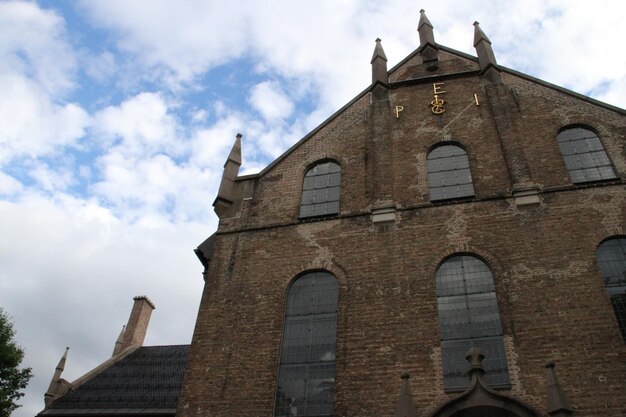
(39, 345, 189, 417)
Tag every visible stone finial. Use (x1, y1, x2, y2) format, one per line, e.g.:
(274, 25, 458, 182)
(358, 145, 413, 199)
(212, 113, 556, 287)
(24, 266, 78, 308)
(545, 361, 574, 416)
(418, 9, 435, 44)
(44, 347, 69, 406)
(227, 133, 243, 166)
(417, 9, 438, 66)
(112, 325, 125, 356)
(473, 21, 502, 84)
(394, 372, 417, 417)
(371, 38, 388, 85)
(465, 347, 486, 376)
(473, 21, 493, 47)
(214, 133, 243, 218)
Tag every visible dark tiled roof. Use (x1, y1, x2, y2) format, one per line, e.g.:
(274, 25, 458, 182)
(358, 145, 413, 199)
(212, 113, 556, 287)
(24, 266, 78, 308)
(41, 345, 189, 416)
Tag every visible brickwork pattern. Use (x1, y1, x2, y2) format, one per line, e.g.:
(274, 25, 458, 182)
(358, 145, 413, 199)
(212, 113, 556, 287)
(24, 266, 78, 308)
(121, 296, 155, 350)
(178, 50, 626, 417)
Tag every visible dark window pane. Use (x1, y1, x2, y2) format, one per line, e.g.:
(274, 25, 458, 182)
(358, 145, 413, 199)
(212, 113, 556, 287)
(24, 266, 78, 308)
(557, 128, 616, 183)
(281, 318, 311, 364)
(300, 190, 315, 205)
(428, 145, 474, 201)
(316, 163, 330, 175)
(314, 175, 329, 189)
(276, 365, 306, 417)
(569, 170, 586, 184)
(452, 155, 470, 169)
(326, 201, 339, 214)
(597, 238, 626, 342)
(591, 151, 610, 166)
(326, 187, 340, 202)
(328, 173, 341, 187)
(429, 188, 445, 201)
(314, 203, 328, 216)
(312, 188, 328, 204)
(302, 177, 315, 189)
(299, 205, 314, 218)
(436, 255, 510, 391)
(300, 161, 341, 218)
(276, 272, 338, 416)
(611, 293, 626, 340)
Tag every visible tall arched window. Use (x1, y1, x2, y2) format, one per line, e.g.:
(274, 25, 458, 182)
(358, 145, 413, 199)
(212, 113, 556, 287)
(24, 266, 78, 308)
(436, 255, 510, 391)
(557, 126, 616, 183)
(299, 161, 341, 218)
(275, 271, 338, 417)
(596, 237, 626, 342)
(427, 145, 475, 201)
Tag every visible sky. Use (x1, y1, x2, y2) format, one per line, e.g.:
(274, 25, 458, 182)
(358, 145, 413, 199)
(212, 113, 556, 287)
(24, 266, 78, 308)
(0, 1, 625, 416)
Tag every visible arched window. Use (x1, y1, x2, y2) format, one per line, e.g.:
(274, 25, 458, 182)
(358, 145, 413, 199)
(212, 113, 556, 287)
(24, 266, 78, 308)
(596, 237, 626, 342)
(299, 161, 341, 218)
(557, 127, 616, 183)
(275, 271, 338, 417)
(427, 145, 475, 201)
(436, 255, 510, 391)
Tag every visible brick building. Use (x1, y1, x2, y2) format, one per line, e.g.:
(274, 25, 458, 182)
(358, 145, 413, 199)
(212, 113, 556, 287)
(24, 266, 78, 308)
(181, 10, 626, 417)
(40, 10, 626, 417)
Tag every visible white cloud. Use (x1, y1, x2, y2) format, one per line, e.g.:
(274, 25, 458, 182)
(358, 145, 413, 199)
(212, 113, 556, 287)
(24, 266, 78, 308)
(0, 1, 89, 163)
(0, 73, 90, 162)
(249, 81, 294, 122)
(78, 0, 626, 109)
(0, 1, 77, 94)
(79, 0, 250, 83)
(93, 92, 180, 156)
(597, 75, 626, 110)
(29, 162, 76, 192)
(92, 152, 193, 222)
(91, 145, 221, 223)
(0, 172, 23, 196)
(191, 109, 208, 123)
(84, 51, 117, 82)
(189, 113, 246, 167)
(0, 195, 207, 417)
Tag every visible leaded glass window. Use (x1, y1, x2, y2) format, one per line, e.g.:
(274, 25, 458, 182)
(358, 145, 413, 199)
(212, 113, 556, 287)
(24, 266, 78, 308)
(557, 127, 616, 183)
(436, 255, 510, 391)
(596, 238, 626, 342)
(299, 161, 341, 218)
(427, 145, 475, 201)
(275, 271, 338, 417)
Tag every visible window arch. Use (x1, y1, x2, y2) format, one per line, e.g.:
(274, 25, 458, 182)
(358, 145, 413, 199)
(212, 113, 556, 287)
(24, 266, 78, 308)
(556, 126, 616, 183)
(274, 271, 338, 417)
(299, 161, 341, 218)
(427, 144, 475, 201)
(596, 237, 626, 342)
(436, 255, 510, 391)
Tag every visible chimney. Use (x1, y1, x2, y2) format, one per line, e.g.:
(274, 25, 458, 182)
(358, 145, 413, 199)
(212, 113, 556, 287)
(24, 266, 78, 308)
(120, 296, 155, 351)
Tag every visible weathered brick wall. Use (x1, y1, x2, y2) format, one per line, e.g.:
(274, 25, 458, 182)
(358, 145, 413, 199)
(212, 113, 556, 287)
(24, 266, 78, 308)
(178, 51, 626, 417)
